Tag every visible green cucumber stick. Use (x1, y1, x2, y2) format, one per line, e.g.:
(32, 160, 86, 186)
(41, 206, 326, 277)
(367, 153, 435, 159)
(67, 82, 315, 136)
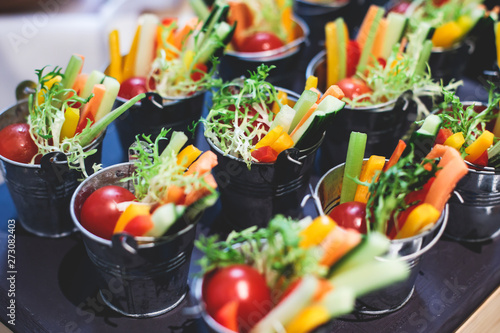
(340, 131, 367, 204)
(414, 40, 433, 77)
(94, 76, 120, 122)
(290, 89, 318, 130)
(162, 131, 188, 157)
(61, 54, 84, 90)
(356, 7, 384, 75)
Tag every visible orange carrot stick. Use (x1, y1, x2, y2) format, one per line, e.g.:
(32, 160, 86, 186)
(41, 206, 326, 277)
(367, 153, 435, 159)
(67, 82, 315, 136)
(289, 103, 318, 138)
(318, 85, 345, 103)
(383, 140, 406, 172)
(319, 226, 362, 267)
(76, 84, 106, 133)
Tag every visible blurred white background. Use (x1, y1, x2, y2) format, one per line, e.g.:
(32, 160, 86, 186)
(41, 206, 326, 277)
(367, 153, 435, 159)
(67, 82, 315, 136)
(0, 0, 195, 110)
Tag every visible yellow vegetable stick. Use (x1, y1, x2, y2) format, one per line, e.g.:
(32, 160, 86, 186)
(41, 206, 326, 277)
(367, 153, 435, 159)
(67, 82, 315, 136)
(354, 155, 385, 203)
(432, 21, 462, 49)
(122, 25, 142, 81)
(254, 125, 284, 150)
(108, 29, 122, 83)
(272, 90, 289, 114)
(277, 0, 294, 43)
(177, 144, 202, 168)
(443, 132, 465, 150)
(285, 305, 330, 333)
(496, 22, 500, 72)
(465, 130, 494, 162)
(299, 215, 336, 248)
(304, 75, 318, 90)
(396, 203, 441, 239)
(38, 75, 62, 105)
(270, 132, 294, 154)
(60, 107, 80, 139)
(325, 21, 339, 87)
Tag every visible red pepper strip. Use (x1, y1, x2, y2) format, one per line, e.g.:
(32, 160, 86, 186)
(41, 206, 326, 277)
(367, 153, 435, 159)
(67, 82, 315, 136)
(251, 146, 279, 163)
(434, 128, 453, 145)
(471, 150, 488, 167)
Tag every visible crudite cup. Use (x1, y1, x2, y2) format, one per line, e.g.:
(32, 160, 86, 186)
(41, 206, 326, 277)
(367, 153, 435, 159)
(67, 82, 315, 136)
(0, 100, 104, 237)
(112, 91, 206, 156)
(217, 17, 309, 90)
(70, 162, 203, 317)
(306, 50, 418, 172)
(438, 102, 500, 242)
(313, 160, 448, 314)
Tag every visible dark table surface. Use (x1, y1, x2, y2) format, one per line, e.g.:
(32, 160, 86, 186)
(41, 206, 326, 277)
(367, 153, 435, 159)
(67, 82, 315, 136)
(1, 77, 499, 333)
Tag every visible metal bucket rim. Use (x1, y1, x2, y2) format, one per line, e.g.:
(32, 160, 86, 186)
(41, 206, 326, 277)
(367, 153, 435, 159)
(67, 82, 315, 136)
(115, 88, 207, 107)
(224, 16, 309, 60)
(295, 0, 349, 10)
(206, 131, 325, 166)
(0, 100, 106, 168)
(313, 161, 448, 244)
(431, 40, 470, 53)
(305, 50, 400, 111)
(70, 162, 197, 248)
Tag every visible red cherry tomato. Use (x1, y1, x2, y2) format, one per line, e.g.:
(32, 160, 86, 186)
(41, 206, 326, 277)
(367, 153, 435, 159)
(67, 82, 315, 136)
(336, 77, 372, 102)
(202, 264, 272, 331)
(328, 201, 367, 233)
(118, 77, 148, 100)
(79, 185, 136, 240)
(238, 32, 285, 52)
(389, 1, 412, 14)
(0, 123, 39, 164)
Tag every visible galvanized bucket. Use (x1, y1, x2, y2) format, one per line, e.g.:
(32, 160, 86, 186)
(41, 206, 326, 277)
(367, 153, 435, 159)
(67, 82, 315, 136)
(313, 161, 448, 314)
(70, 162, 199, 317)
(207, 133, 324, 234)
(113, 91, 206, 155)
(428, 40, 474, 85)
(217, 17, 309, 90)
(305, 50, 418, 172)
(0, 100, 104, 238)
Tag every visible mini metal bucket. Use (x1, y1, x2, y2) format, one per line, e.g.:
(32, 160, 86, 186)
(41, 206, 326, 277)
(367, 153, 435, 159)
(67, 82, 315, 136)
(313, 161, 448, 314)
(70, 162, 200, 317)
(217, 17, 309, 90)
(306, 50, 418, 171)
(0, 100, 105, 238)
(113, 91, 206, 155)
(439, 102, 500, 242)
(206, 129, 324, 233)
(428, 40, 474, 85)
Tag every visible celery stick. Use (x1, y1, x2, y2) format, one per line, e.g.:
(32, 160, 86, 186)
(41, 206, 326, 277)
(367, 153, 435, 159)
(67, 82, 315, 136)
(319, 287, 356, 318)
(330, 260, 409, 298)
(94, 76, 120, 122)
(189, 0, 210, 21)
(81, 70, 105, 99)
(414, 40, 433, 77)
(61, 54, 84, 90)
(290, 89, 318, 130)
(197, 21, 234, 64)
(271, 104, 296, 133)
(340, 132, 367, 204)
(162, 131, 188, 157)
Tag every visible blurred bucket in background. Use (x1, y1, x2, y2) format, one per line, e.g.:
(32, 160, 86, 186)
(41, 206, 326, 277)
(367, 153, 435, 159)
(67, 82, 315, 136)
(428, 41, 474, 85)
(314, 161, 448, 314)
(70, 162, 201, 317)
(0, 100, 104, 237)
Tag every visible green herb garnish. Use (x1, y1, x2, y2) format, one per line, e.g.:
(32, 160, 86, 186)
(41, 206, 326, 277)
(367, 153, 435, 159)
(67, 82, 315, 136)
(202, 64, 280, 166)
(365, 147, 440, 234)
(123, 129, 215, 203)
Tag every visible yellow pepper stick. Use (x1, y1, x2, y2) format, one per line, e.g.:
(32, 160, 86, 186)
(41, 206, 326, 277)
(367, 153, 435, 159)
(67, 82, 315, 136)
(277, 0, 294, 43)
(177, 144, 202, 168)
(254, 125, 284, 150)
(432, 21, 462, 49)
(325, 21, 339, 87)
(465, 130, 494, 163)
(354, 155, 385, 204)
(60, 107, 80, 139)
(114, 203, 151, 234)
(299, 215, 336, 248)
(122, 25, 142, 81)
(270, 131, 294, 154)
(496, 22, 500, 73)
(272, 90, 288, 114)
(38, 75, 62, 105)
(108, 29, 122, 83)
(443, 132, 465, 150)
(285, 305, 330, 333)
(396, 203, 441, 239)
(304, 75, 318, 90)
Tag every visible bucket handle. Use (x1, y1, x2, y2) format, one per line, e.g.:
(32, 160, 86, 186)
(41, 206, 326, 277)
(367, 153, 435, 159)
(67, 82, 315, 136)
(301, 184, 326, 216)
(380, 205, 449, 263)
(140, 92, 164, 110)
(452, 190, 465, 204)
